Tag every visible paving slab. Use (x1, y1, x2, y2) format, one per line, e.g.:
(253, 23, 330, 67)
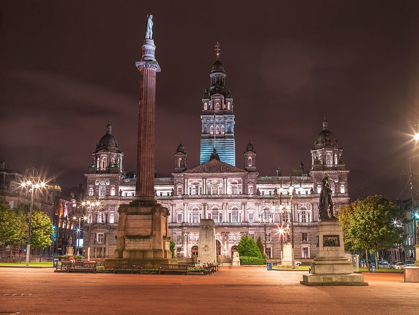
(0, 267, 418, 315)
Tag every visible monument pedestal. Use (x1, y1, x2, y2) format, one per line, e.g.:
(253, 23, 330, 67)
(281, 244, 293, 267)
(105, 198, 172, 269)
(66, 247, 74, 256)
(415, 245, 419, 266)
(301, 220, 367, 286)
(197, 219, 217, 265)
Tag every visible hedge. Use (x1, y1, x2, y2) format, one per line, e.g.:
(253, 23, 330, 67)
(240, 256, 267, 265)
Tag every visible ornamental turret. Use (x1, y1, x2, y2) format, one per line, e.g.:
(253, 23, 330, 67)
(244, 141, 256, 172)
(174, 143, 187, 173)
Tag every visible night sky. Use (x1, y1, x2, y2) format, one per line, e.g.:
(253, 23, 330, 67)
(1, 0, 419, 201)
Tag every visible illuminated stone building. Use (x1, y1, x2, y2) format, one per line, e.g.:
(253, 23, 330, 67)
(83, 53, 350, 262)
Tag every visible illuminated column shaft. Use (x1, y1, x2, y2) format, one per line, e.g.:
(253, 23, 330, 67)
(135, 39, 161, 198)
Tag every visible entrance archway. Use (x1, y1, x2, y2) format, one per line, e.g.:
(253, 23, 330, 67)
(191, 245, 198, 257)
(216, 240, 222, 256)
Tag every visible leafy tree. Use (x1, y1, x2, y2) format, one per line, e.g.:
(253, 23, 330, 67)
(29, 210, 53, 248)
(0, 199, 20, 246)
(169, 239, 175, 258)
(339, 195, 405, 269)
(237, 234, 262, 258)
(256, 236, 267, 259)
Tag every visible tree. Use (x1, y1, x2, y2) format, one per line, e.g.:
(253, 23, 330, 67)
(169, 239, 175, 258)
(0, 199, 20, 246)
(339, 195, 405, 269)
(30, 210, 53, 248)
(237, 234, 262, 258)
(256, 236, 267, 259)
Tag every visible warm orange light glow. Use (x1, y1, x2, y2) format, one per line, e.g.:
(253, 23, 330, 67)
(414, 133, 419, 140)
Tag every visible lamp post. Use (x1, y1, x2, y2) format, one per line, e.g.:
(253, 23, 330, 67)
(288, 186, 295, 269)
(278, 227, 285, 261)
(72, 215, 87, 256)
(259, 208, 271, 257)
(80, 199, 101, 257)
(19, 168, 47, 267)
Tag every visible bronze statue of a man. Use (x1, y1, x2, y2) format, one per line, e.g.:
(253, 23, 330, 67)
(319, 174, 336, 220)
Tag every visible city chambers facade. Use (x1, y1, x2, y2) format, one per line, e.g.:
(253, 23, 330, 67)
(82, 53, 350, 262)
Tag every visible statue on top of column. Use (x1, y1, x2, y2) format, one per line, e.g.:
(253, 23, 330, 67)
(319, 174, 336, 220)
(145, 15, 153, 39)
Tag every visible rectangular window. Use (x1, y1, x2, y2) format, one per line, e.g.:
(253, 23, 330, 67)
(302, 247, 309, 259)
(193, 213, 199, 224)
(99, 185, 106, 196)
(302, 233, 308, 242)
(177, 213, 182, 223)
(282, 213, 289, 223)
(109, 212, 115, 224)
(249, 213, 254, 223)
(89, 187, 94, 196)
(97, 233, 104, 244)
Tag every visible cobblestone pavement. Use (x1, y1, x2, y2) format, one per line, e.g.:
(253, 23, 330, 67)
(1, 267, 418, 315)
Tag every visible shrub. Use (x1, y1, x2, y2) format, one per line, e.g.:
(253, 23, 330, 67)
(237, 234, 262, 258)
(240, 256, 267, 265)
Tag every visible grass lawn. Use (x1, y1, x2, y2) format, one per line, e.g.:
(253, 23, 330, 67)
(0, 262, 53, 267)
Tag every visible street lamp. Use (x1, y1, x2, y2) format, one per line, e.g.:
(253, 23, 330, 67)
(72, 215, 88, 256)
(278, 226, 285, 261)
(288, 186, 295, 269)
(19, 168, 47, 267)
(259, 208, 272, 257)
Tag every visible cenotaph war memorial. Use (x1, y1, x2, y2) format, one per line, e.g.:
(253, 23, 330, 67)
(105, 15, 172, 269)
(197, 219, 217, 265)
(301, 174, 367, 286)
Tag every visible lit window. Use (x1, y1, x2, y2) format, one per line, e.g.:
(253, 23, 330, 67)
(110, 186, 116, 196)
(96, 233, 104, 244)
(109, 212, 115, 224)
(89, 187, 94, 196)
(340, 185, 345, 193)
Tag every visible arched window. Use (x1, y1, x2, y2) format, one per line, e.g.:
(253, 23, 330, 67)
(340, 184, 345, 193)
(248, 185, 253, 195)
(216, 125, 220, 135)
(191, 245, 198, 257)
(301, 211, 307, 223)
(215, 102, 220, 110)
(110, 186, 116, 196)
(231, 208, 239, 223)
(248, 156, 252, 166)
(178, 158, 182, 168)
(210, 125, 214, 135)
(326, 153, 332, 166)
(216, 240, 222, 256)
(231, 245, 238, 257)
(334, 153, 338, 165)
(212, 209, 219, 223)
(99, 185, 106, 196)
(227, 102, 231, 110)
(221, 125, 225, 134)
(102, 158, 107, 169)
(204, 102, 208, 110)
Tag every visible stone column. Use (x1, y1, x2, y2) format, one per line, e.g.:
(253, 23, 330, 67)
(135, 39, 161, 200)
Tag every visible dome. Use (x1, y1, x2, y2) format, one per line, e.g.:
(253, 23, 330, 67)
(95, 123, 122, 153)
(314, 129, 338, 149)
(211, 60, 225, 74)
(176, 143, 186, 154)
(245, 141, 254, 152)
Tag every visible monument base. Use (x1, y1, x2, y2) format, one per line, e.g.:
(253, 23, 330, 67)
(105, 258, 172, 269)
(301, 273, 367, 286)
(415, 245, 419, 266)
(107, 197, 172, 269)
(301, 219, 367, 286)
(66, 247, 74, 256)
(281, 243, 293, 267)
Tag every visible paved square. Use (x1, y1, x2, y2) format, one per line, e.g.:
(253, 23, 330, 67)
(1, 267, 418, 315)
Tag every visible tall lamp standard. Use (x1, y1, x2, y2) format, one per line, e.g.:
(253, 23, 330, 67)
(287, 186, 295, 269)
(412, 126, 419, 261)
(19, 168, 47, 267)
(259, 209, 272, 256)
(80, 200, 101, 258)
(72, 215, 87, 256)
(278, 227, 285, 261)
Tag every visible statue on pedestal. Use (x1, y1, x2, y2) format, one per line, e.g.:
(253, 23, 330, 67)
(145, 15, 153, 39)
(319, 174, 336, 220)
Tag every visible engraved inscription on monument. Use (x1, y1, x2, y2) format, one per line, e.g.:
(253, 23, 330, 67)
(125, 238, 152, 250)
(323, 235, 340, 247)
(126, 214, 152, 236)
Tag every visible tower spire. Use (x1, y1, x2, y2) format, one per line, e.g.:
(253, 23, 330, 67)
(215, 42, 221, 60)
(322, 116, 328, 130)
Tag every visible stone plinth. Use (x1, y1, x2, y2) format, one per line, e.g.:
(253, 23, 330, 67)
(415, 245, 419, 266)
(301, 220, 367, 286)
(66, 247, 74, 256)
(281, 244, 293, 267)
(404, 267, 419, 282)
(197, 219, 217, 264)
(106, 199, 172, 269)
